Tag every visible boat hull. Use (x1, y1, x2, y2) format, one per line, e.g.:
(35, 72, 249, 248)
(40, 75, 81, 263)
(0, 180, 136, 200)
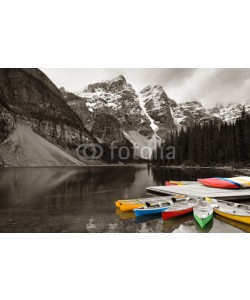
(116, 200, 143, 208)
(162, 206, 194, 220)
(115, 196, 177, 210)
(214, 209, 250, 225)
(194, 212, 213, 229)
(228, 177, 250, 188)
(206, 198, 250, 225)
(198, 178, 240, 189)
(119, 203, 145, 212)
(134, 207, 169, 217)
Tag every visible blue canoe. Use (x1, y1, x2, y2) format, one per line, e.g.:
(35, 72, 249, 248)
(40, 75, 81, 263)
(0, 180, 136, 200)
(133, 202, 171, 217)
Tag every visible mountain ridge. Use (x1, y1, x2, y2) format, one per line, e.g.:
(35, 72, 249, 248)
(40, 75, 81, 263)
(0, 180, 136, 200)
(0, 68, 99, 166)
(66, 75, 250, 134)
(1, 70, 249, 166)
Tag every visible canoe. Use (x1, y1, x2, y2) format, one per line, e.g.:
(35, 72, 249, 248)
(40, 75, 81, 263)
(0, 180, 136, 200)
(193, 200, 213, 228)
(165, 181, 183, 186)
(116, 194, 185, 207)
(116, 195, 186, 211)
(115, 197, 153, 208)
(162, 198, 199, 220)
(227, 176, 250, 188)
(120, 202, 147, 212)
(198, 178, 240, 189)
(206, 198, 250, 225)
(134, 201, 173, 217)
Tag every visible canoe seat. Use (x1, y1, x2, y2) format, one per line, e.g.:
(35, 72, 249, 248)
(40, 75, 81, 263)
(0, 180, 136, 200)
(238, 204, 250, 210)
(223, 210, 236, 214)
(211, 204, 219, 209)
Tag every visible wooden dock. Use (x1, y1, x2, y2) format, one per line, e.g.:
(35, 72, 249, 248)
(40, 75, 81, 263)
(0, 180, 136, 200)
(147, 182, 250, 201)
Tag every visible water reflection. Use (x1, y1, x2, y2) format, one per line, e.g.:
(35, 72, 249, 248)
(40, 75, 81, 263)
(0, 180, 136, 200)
(151, 166, 235, 185)
(134, 214, 162, 224)
(214, 214, 250, 233)
(0, 165, 247, 232)
(115, 209, 135, 220)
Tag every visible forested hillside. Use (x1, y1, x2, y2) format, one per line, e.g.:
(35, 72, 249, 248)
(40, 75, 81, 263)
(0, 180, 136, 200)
(152, 108, 250, 167)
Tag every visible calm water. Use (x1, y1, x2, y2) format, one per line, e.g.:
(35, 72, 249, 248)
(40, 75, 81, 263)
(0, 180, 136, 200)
(0, 165, 249, 233)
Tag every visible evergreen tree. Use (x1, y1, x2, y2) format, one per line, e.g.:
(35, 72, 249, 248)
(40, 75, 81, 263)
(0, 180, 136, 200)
(151, 110, 250, 167)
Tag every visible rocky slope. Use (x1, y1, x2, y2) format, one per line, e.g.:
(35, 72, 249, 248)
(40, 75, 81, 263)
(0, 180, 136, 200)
(0, 68, 97, 166)
(0, 126, 85, 166)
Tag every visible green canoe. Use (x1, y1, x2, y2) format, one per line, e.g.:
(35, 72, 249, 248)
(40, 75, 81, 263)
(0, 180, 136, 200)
(193, 200, 213, 229)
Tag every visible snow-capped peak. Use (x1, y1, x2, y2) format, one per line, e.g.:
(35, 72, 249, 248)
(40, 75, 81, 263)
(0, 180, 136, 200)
(137, 92, 159, 132)
(210, 101, 250, 123)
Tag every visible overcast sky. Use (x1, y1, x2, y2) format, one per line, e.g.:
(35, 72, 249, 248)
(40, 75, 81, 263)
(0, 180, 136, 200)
(42, 68, 250, 108)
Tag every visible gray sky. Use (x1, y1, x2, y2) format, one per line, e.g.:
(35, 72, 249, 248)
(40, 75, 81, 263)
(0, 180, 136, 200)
(42, 68, 250, 108)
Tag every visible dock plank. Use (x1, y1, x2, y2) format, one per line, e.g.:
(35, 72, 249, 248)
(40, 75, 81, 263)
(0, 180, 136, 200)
(147, 183, 250, 201)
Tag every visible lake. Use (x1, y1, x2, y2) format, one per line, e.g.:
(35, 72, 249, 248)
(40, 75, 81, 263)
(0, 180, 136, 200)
(0, 165, 249, 233)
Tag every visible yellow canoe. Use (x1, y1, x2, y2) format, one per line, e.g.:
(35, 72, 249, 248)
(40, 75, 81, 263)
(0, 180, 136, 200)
(116, 196, 166, 208)
(115, 199, 145, 208)
(116, 195, 186, 211)
(206, 198, 250, 225)
(119, 202, 146, 212)
(213, 209, 250, 225)
(169, 180, 184, 185)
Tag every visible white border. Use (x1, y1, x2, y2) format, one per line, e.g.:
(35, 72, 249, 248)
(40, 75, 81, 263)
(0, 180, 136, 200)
(1, 0, 250, 299)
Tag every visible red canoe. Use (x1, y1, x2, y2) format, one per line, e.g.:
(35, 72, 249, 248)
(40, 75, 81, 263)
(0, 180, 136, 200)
(165, 182, 177, 186)
(162, 198, 199, 220)
(198, 178, 240, 189)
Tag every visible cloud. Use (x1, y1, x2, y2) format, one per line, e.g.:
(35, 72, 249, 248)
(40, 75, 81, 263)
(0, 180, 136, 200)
(42, 68, 250, 108)
(166, 69, 250, 107)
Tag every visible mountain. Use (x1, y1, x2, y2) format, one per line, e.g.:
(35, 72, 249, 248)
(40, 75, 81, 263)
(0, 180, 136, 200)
(0, 68, 97, 166)
(2, 69, 248, 166)
(64, 75, 250, 159)
(62, 75, 157, 159)
(67, 75, 153, 135)
(208, 101, 250, 123)
(171, 100, 222, 127)
(138, 85, 176, 138)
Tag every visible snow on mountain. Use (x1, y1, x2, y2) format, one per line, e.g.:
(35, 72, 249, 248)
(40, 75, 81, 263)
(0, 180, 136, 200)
(69, 75, 153, 136)
(62, 75, 250, 161)
(62, 76, 156, 159)
(138, 92, 159, 132)
(139, 85, 176, 138)
(209, 101, 250, 123)
(171, 100, 220, 127)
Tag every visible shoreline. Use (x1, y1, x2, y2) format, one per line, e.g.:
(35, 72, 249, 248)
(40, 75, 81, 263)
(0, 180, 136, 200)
(0, 163, 148, 169)
(151, 165, 250, 175)
(1, 163, 250, 175)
